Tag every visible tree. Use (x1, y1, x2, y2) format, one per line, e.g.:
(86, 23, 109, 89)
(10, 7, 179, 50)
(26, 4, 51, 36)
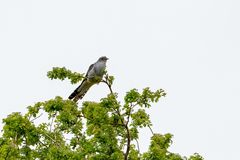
(0, 67, 203, 160)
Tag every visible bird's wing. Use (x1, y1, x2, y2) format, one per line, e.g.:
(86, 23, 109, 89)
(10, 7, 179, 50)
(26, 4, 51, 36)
(68, 63, 95, 100)
(85, 63, 95, 77)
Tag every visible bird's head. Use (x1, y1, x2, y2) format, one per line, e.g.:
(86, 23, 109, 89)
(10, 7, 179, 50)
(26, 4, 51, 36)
(98, 56, 109, 62)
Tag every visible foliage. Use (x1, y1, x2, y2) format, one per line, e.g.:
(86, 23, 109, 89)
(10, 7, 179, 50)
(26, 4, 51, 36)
(0, 67, 203, 160)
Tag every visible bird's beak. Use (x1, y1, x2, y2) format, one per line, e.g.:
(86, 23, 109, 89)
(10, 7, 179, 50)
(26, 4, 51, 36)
(106, 57, 109, 60)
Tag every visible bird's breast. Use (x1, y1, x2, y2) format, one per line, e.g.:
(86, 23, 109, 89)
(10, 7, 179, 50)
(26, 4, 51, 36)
(94, 62, 106, 76)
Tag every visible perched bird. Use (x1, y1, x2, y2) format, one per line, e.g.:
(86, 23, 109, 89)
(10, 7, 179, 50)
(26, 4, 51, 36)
(69, 56, 109, 102)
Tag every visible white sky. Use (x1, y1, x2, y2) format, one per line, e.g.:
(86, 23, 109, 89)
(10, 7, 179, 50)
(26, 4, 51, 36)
(0, 0, 239, 159)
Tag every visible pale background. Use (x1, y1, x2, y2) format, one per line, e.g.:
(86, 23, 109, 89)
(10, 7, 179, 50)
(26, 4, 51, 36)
(0, 1, 239, 159)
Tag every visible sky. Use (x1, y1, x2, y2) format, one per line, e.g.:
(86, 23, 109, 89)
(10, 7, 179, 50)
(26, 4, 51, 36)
(0, 0, 239, 159)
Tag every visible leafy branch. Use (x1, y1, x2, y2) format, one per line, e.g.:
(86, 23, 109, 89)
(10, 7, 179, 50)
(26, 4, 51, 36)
(47, 67, 84, 84)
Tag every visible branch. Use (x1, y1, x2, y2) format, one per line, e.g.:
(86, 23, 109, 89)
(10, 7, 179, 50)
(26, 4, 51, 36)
(124, 125, 131, 160)
(101, 74, 131, 159)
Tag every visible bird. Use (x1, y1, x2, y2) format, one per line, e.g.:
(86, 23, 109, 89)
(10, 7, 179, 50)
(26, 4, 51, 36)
(68, 56, 109, 102)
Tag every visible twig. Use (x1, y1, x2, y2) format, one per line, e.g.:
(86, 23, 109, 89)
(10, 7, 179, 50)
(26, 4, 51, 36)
(135, 139, 140, 153)
(42, 132, 60, 146)
(38, 139, 48, 148)
(101, 80, 113, 94)
(148, 125, 154, 135)
(126, 102, 137, 125)
(30, 113, 43, 122)
(50, 114, 56, 132)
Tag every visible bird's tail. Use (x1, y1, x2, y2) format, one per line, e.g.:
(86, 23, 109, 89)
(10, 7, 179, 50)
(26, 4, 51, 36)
(68, 80, 93, 102)
(68, 87, 79, 100)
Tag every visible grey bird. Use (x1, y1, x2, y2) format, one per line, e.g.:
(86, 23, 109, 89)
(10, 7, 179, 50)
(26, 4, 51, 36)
(68, 56, 109, 102)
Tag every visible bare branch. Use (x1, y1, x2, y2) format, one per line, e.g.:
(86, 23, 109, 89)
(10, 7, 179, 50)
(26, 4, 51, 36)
(50, 113, 56, 132)
(42, 132, 60, 146)
(135, 139, 140, 154)
(101, 79, 113, 94)
(148, 125, 154, 135)
(30, 113, 43, 122)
